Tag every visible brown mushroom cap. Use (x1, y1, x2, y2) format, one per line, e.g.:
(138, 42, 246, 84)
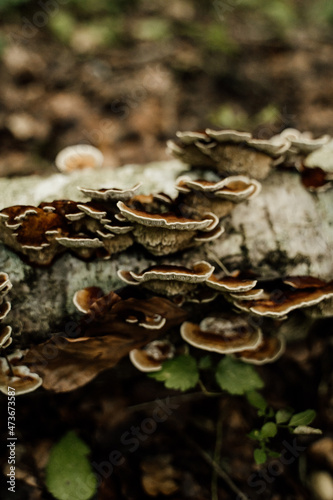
(78, 183, 142, 201)
(180, 315, 262, 354)
(118, 261, 214, 286)
(206, 273, 258, 293)
(73, 286, 105, 313)
(0, 351, 42, 395)
(234, 281, 333, 318)
(117, 201, 219, 231)
(129, 340, 175, 372)
(176, 175, 261, 201)
(233, 335, 285, 364)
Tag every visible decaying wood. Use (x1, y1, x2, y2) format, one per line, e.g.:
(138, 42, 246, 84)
(0, 160, 332, 341)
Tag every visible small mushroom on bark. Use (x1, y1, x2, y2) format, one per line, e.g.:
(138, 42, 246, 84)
(55, 144, 104, 173)
(0, 350, 42, 395)
(233, 335, 285, 365)
(129, 340, 175, 372)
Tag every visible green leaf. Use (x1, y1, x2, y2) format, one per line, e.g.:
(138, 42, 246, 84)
(247, 429, 262, 440)
(267, 450, 281, 458)
(260, 422, 278, 439)
(215, 356, 264, 395)
(254, 448, 267, 465)
(246, 390, 267, 411)
(198, 355, 212, 370)
(149, 355, 199, 391)
(45, 431, 97, 500)
(275, 408, 294, 424)
(292, 425, 322, 435)
(289, 410, 316, 427)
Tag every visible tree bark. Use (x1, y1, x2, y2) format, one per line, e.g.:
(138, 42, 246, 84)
(0, 160, 332, 341)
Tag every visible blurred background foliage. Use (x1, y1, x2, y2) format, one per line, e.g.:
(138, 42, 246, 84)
(0, 0, 333, 174)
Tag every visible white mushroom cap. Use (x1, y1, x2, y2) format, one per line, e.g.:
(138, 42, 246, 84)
(78, 183, 142, 201)
(55, 145, 104, 173)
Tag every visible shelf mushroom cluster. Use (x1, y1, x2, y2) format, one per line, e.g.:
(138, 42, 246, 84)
(21, 286, 187, 392)
(0, 272, 12, 351)
(167, 127, 332, 190)
(0, 273, 42, 395)
(0, 170, 261, 265)
(118, 262, 333, 367)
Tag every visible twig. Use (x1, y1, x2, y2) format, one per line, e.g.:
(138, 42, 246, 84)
(206, 250, 231, 276)
(211, 405, 224, 500)
(3, 352, 14, 377)
(126, 390, 220, 413)
(182, 433, 248, 500)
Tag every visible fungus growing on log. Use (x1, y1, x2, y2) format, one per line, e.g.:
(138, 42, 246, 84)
(167, 128, 289, 179)
(23, 288, 187, 392)
(233, 335, 285, 365)
(55, 144, 104, 173)
(168, 127, 333, 192)
(78, 183, 141, 201)
(233, 277, 333, 318)
(206, 272, 258, 293)
(129, 340, 175, 372)
(117, 261, 214, 296)
(175, 175, 261, 218)
(117, 200, 221, 256)
(0, 272, 12, 350)
(0, 350, 42, 395)
(180, 314, 262, 354)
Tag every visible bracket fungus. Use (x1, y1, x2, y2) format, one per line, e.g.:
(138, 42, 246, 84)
(118, 261, 215, 297)
(180, 315, 262, 354)
(175, 175, 261, 218)
(233, 335, 285, 365)
(129, 340, 175, 372)
(116, 199, 221, 256)
(55, 144, 104, 173)
(206, 271, 258, 293)
(167, 128, 289, 179)
(0, 272, 12, 350)
(168, 127, 333, 193)
(23, 287, 187, 392)
(233, 277, 333, 318)
(78, 183, 141, 201)
(0, 350, 42, 395)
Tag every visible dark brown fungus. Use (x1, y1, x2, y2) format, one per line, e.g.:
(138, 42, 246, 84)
(23, 290, 187, 392)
